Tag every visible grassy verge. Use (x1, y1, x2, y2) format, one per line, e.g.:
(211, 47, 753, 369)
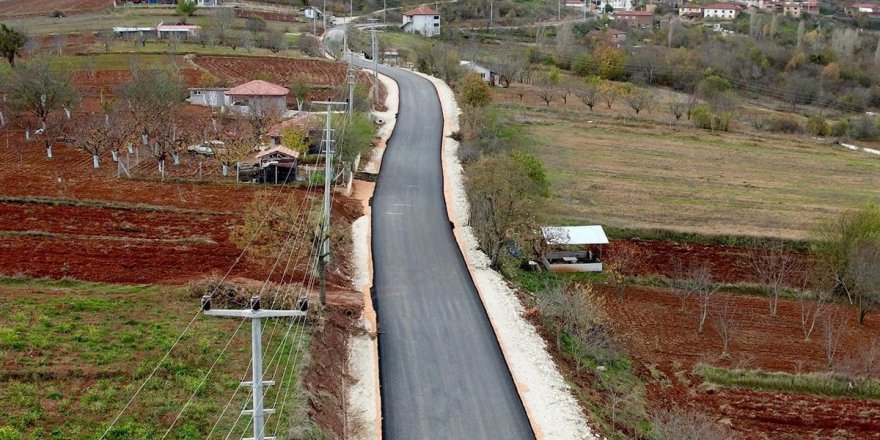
(696, 364, 880, 400)
(604, 226, 814, 253)
(0, 277, 316, 439)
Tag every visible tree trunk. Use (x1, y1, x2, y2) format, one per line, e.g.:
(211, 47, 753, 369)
(92, 154, 100, 169)
(111, 150, 118, 162)
(222, 163, 229, 176)
(172, 152, 180, 165)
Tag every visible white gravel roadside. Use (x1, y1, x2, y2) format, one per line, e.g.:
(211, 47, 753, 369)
(412, 70, 599, 440)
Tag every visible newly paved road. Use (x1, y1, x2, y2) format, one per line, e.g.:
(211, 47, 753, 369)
(353, 58, 535, 439)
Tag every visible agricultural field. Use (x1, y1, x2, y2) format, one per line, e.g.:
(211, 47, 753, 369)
(493, 84, 880, 240)
(0, 0, 109, 18)
(603, 283, 880, 439)
(0, 277, 352, 439)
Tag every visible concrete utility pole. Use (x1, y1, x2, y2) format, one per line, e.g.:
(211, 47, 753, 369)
(383, 0, 387, 23)
(201, 296, 305, 440)
(371, 29, 379, 105)
(314, 100, 348, 306)
(489, 0, 494, 29)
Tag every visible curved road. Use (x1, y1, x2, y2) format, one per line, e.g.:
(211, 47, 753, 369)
(348, 57, 535, 438)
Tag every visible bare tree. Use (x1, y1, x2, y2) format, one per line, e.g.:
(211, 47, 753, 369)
(576, 77, 601, 111)
(71, 109, 132, 169)
(623, 87, 655, 115)
(751, 241, 802, 317)
(715, 296, 737, 358)
(212, 117, 256, 178)
(119, 69, 184, 178)
(651, 407, 736, 440)
(822, 313, 848, 369)
(605, 241, 643, 303)
(244, 97, 284, 145)
(487, 42, 525, 88)
(264, 30, 287, 53)
(688, 266, 720, 334)
(797, 288, 830, 341)
(599, 81, 620, 109)
(97, 30, 115, 52)
(52, 34, 67, 56)
(535, 81, 557, 107)
(212, 7, 235, 44)
(289, 75, 310, 111)
(666, 101, 686, 121)
(848, 240, 880, 324)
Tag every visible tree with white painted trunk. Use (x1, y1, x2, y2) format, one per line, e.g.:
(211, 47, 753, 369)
(750, 241, 802, 317)
(71, 109, 133, 169)
(212, 115, 256, 178)
(686, 266, 719, 334)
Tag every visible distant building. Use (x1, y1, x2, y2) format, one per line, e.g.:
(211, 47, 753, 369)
(402, 4, 441, 37)
(156, 23, 201, 39)
(593, 0, 634, 12)
(226, 80, 290, 115)
(703, 3, 742, 19)
(267, 113, 321, 149)
(679, 3, 704, 16)
(114, 0, 221, 6)
(613, 10, 655, 26)
(460, 61, 505, 87)
(187, 87, 230, 107)
(846, 2, 880, 16)
(302, 6, 323, 19)
(587, 27, 627, 46)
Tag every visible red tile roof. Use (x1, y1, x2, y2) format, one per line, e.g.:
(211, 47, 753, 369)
(226, 80, 290, 96)
(403, 4, 439, 15)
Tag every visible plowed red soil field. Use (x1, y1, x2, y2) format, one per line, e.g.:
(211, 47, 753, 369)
(193, 55, 386, 103)
(0, 128, 360, 302)
(0, 0, 108, 17)
(602, 284, 880, 439)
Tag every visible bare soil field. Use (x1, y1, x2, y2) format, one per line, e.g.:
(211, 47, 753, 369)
(193, 55, 386, 102)
(600, 285, 880, 439)
(0, 0, 109, 18)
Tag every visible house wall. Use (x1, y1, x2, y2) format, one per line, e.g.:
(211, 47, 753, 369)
(228, 95, 287, 116)
(704, 7, 737, 18)
(189, 90, 230, 107)
(404, 15, 440, 36)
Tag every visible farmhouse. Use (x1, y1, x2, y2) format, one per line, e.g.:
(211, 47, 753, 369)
(593, 0, 634, 12)
(225, 80, 290, 116)
(613, 10, 655, 26)
(459, 61, 505, 87)
(587, 27, 627, 46)
(302, 6, 323, 19)
(679, 3, 704, 16)
(112, 26, 156, 38)
(703, 3, 742, 19)
(402, 5, 441, 37)
(540, 225, 609, 273)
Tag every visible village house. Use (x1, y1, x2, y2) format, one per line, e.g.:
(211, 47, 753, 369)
(459, 61, 505, 87)
(679, 2, 704, 18)
(187, 87, 230, 108)
(613, 10, 655, 26)
(302, 6, 322, 20)
(225, 80, 290, 116)
(703, 3, 742, 19)
(402, 5, 441, 37)
(592, 0, 633, 12)
(587, 27, 627, 46)
(846, 2, 880, 16)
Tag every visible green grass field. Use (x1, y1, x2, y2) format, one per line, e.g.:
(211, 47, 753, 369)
(0, 277, 315, 439)
(499, 100, 880, 239)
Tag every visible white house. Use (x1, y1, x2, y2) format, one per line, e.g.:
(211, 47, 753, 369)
(594, 0, 633, 12)
(303, 6, 323, 19)
(460, 61, 504, 86)
(678, 3, 704, 16)
(703, 3, 742, 18)
(402, 4, 441, 37)
(194, 0, 221, 6)
(187, 87, 231, 107)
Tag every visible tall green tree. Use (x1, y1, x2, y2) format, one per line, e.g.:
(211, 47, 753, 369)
(458, 72, 493, 108)
(0, 24, 26, 67)
(176, 0, 198, 17)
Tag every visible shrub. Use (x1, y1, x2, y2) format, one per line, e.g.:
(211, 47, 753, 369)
(0, 427, 21, 440)
(571, 53, 595, 76)
(830, 119, 850, 137)
(691, 105, 713, 130)
(848, 116, 880, 140)
(807, 116, 830, 136)
(767, 116, 803, 134)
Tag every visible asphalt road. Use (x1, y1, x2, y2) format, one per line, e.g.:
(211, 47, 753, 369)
(351, 58, 535, 439)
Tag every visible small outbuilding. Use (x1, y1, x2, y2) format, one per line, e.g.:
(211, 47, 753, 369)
(255, 146, 300, 184)
(540, 225, 609, 272)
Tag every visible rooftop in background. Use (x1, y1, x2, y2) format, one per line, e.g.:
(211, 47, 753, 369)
(542, 226, 609, 245)
(614, 10, 654, 15)
(268, 113, 321, 137)
(256, 146, 301, 160)
(403, 4, 440, 15)
(703, 3, 743, 9)
(226, 80, 290, 97)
